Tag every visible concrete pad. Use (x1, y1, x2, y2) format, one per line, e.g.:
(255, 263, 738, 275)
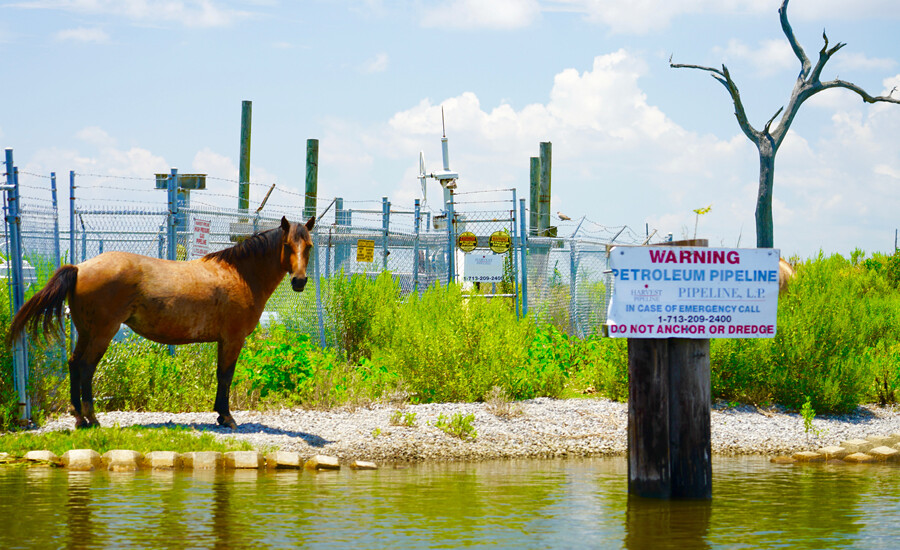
(350, 460, 378, 470)
(817, 446, 848, 460)
(61, 449, 102, 471)
(266, 451, 303, 469)
(182, 451, 224, 470)
(770, 456, 796, 464)
(840, 439, 873, 454)
(868, 446, 900, 462)
(225, 451, 265, 469)
(143, 451, 183, 470)
(102, 450, 144, 472)
(305, 455, 341, 470)
(792, 451, 824, 462)
(843, 452, 875, 464)
(23, 450, 61, 465)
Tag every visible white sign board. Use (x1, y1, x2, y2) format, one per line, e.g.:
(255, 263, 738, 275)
(607, 247, 780, 339)
(463, 253, 504, 283)
(191, 217, 211, 259)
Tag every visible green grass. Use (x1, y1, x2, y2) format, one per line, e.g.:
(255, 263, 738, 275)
(0, 424, 257, 457)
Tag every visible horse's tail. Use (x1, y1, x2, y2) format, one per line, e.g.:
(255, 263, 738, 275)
(7, 264, 78, 345)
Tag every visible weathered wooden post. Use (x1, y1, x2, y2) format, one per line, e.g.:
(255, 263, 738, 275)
(529, 157, 540, 236)
(238, 100, 252, 214)
(304, 138, 319, 220)
(538, 142, 552, 237)
(611, 240, 778, 500)
(625, 239, 712, 499)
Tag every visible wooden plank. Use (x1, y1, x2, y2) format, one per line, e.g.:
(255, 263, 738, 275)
(668, 338, 712, 499)
(627, 338, 671, 499)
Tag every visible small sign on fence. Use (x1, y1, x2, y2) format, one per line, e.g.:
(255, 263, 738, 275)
(606, 247, 780, 339)
(190, 217, 211, 259)
(457, 231, 477, 252)
(357, 239, 375, 262)
(488, 231, 511, 254)
(463, 253, 504, 282)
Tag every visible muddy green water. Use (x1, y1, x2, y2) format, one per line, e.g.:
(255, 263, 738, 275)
(1, 457, 899, 549)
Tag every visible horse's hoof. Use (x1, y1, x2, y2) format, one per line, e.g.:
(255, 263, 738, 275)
(75, 419, 98, 429)
(217, 415, 238, 430)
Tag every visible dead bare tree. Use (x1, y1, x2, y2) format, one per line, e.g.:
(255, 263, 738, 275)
(671, 0, 900, 248)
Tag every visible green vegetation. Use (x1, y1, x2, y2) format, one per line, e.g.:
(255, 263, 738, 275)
(0, 425, 256, 456)
(3, 249, 900, 437)
(434, 412, 477, 440)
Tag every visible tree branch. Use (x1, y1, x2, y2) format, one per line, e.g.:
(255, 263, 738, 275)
(779, 0, 810, 80)
(808, 31, 846, 85)
(815, 80, 900, 104)
(670, 60, 759, 143)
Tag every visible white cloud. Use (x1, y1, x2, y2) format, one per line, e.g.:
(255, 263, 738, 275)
(362, 52, 389, 74)
(55, 26, 109, 43)
(12, 0, 249, 28)
(832, 52, 896, 74)
(420, 0, 540, 30)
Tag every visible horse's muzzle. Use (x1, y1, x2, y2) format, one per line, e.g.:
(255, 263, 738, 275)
(291, 276, 307, 292)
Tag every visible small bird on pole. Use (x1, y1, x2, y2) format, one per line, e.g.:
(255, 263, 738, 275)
(557, 211, 571, 221)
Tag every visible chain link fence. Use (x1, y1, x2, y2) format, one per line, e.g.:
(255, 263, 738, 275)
(4, 151, 648, 422)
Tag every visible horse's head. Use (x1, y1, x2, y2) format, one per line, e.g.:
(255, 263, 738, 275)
(280, 216, 315, 292)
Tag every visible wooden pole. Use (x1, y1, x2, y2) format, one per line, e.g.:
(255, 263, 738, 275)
(238, 100, 252, 213)
(538, 142, 551, 236)
(304, 138, 319, 220)
(627, 238, 711, 500)
(529, 157, 540, 236)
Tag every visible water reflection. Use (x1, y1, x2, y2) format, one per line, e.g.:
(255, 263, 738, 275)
(66, 472, 100, 550)
(625, 496, 711, 550)
(1, 458, 900, 548)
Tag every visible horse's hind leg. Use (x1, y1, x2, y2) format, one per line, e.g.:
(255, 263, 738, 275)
(68, 328, 117, 429)
(214, 339, 244, 430)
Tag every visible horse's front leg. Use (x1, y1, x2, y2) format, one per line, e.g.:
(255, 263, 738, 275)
(214, 339, 244, 430)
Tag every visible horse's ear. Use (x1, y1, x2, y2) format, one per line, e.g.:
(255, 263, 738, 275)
(305, 217, 315, 231)
(281, 216, 290, 232)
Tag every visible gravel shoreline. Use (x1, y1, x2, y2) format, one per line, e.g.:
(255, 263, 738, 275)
(31, 398, 900, 463)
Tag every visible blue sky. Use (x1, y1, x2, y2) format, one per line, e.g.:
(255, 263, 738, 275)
(2, 0, 899, 259)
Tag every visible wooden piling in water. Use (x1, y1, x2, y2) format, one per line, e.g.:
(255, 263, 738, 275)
(627, 238, 712, 500)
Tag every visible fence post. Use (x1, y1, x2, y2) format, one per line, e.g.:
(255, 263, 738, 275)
(334, 198, 349, 272)
(518, 198, 528, 316)
(314, 225, 326, 349)
(50, 172, 65, 369)
(4, 149, 31, 423)
(381, 197, 390, 272)
(167, 168, 178, 262)
(569, 239, 578, 336)
(166, 168, 178, 356)
(69, 171, 76, 357)
(511, 188, 520, 319)
(447, 194, 456, 283)
(413, 199, 421, 292)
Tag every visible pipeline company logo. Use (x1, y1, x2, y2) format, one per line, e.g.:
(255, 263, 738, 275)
(631, 288, 662, 302)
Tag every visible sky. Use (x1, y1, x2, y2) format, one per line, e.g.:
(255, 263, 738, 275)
(2, 0, 900, 259)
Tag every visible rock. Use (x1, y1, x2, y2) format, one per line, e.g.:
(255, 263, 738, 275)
(792, 451, 824, 462)
(350, 460, 378, 470)
(102, 450, 143, 472)
(868, 446, 899, 462)
(843, 452, 874, 464)
(225, 451, 264, 469)
(304, 455, 341, 470)
(770, 456, 796, 464)
(143, 451, 183, 470)
(817, 446, 848, 460)
(266, 451, 303, 469)
(23, 450, 61, 465)
(182, 451, 224, 470)
(61, 449, 102, 471)
(866, 435, 895, 447)
(839, 439, 873, 454)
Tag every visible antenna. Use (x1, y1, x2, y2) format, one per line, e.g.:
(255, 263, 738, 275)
(416, 107, 459, 210)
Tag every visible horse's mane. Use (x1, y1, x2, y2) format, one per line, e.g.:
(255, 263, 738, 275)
(202, 227, 281, 265)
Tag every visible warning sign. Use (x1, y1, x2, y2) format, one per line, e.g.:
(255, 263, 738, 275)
(190, 217, 211, 259)
(457, 231, 478, 252)
(357, 239, 375, 262)
(488, 231, 511, 254)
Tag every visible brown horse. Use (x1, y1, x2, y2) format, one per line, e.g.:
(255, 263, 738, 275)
(8, 216, 315, 430)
